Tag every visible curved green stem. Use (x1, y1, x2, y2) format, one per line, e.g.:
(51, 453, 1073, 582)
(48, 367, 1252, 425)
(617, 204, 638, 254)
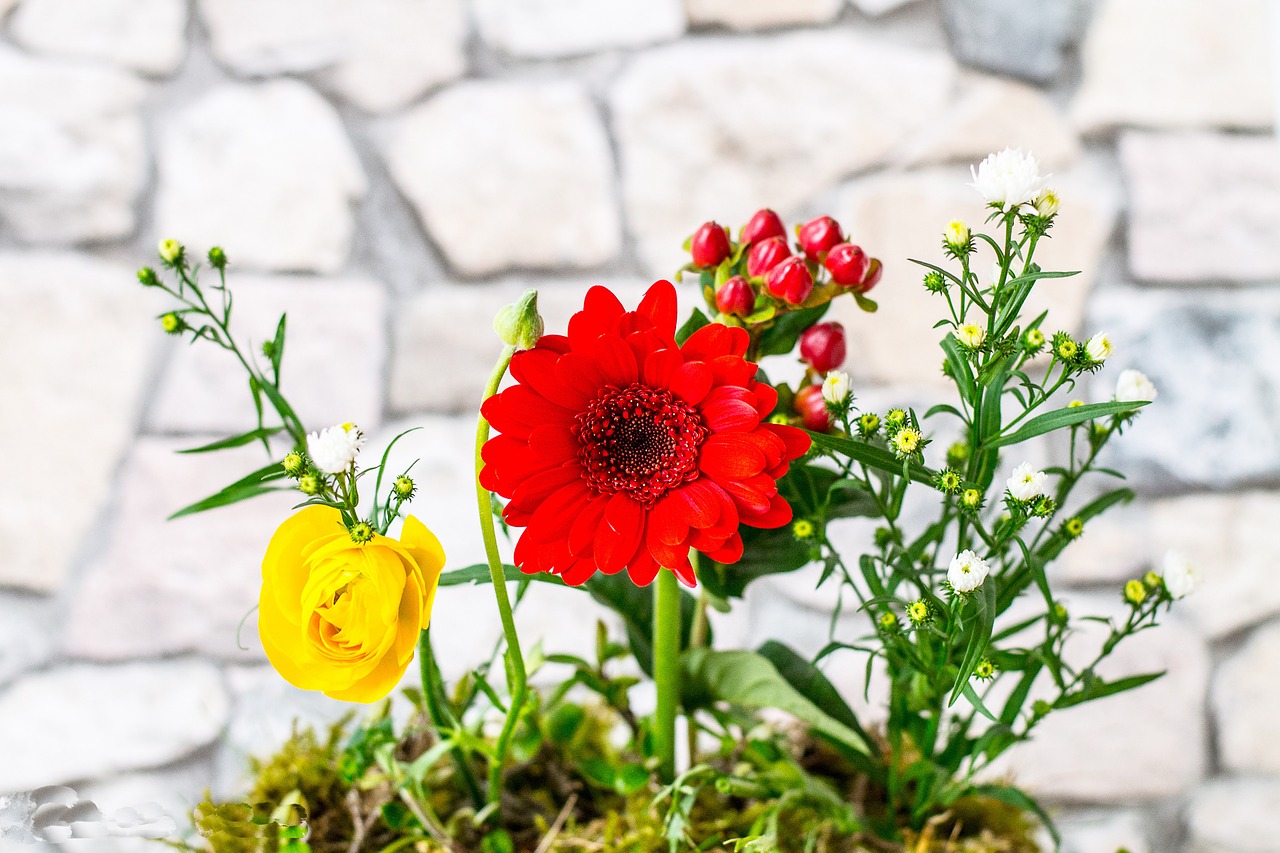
(475, 345, 527, 807)
(653, 567, 681, 782)
(417, 629, 484, 808)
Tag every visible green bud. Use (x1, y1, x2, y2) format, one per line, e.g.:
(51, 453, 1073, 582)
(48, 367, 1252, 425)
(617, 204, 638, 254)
(393, 475, 416, 500)
(298, 472, 322, 495)
(137, 266, 159, 287)
(208, 246, 228, 269)
(946, 441, 970, 469)
(493, 290, 544, 350)
(349, 521, 375, 544)
(1124, 579, 1147, 606)
(158, 238, 183, 266)
(160, 312, 183, 335)
(282, 451, 305, 476)
(792, 518, 815, 540)
(1032, 700, 1052, 717)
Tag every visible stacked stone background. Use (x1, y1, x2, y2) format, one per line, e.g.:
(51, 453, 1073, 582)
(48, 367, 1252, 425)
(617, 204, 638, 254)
(0, 0, 1275, 850)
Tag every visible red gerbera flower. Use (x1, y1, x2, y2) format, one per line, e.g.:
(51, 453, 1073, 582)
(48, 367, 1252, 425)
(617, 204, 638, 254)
(479, 281, 810, 588)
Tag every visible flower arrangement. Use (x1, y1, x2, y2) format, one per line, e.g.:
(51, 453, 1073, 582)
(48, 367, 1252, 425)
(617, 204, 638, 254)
(137, 149, 1190, 853)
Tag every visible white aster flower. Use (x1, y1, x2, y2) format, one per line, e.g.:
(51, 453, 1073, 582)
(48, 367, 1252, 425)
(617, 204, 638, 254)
(970, 148, 1048, 208)
(956, 323, 986, 348)
(1162, 550, 1200, 599)
(1085, 332, 1113, 362)
(306, 422, 365, 475)
(1034, 188, 1060, 217)
(1006, 462, 1048, 502)
(1115, 369, 1157, 404)
(822, 370, 851, 407)
(948, 549, 990, 593)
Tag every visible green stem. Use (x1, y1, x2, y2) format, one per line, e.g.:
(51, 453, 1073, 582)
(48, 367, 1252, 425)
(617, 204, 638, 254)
(417, 629, 484, 808)
(653, 567, 681, 782)
(475, 345, 527, 808)
(686, 558, 708, 767)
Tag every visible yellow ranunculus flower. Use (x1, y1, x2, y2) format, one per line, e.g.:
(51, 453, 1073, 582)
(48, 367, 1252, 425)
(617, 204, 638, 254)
(257, 505, 444, 702)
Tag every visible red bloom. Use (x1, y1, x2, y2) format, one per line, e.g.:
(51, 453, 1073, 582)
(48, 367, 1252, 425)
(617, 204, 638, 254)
(480, 281, 810, 588)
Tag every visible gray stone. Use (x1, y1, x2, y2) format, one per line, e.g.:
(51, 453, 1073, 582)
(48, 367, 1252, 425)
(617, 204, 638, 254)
(686, 0, 841, 31)
(10, 0, 187, 75)
(1121, 132, 1280, 283)
(611, 31, 956, 275)
(0, 253, 156, 592)
(145, 274, 386, 435)
(829, 160, 1119, 385)
(989, 593, 1208, 802)
(0, 661, 229, 794)
(199, 0, 467, 112)
(1072, 0, 1274, 132)
(1058, 809, 1150, 853)
(57, 765, 211, 851)
(1213, 621, 1280, 773)
(64, 438, 301, 660)
(386, 81, 621, 277)
(849, 0, 921, 16)
(0, 46, 146, 243)
(154, 80, 366, 273)
(0, 596, 56, 688)
(475, 0, 683, 57)
(1089, 288, 1280, 490)
(942, 0, 1078, 83)
(1187, 777, 1280, 853)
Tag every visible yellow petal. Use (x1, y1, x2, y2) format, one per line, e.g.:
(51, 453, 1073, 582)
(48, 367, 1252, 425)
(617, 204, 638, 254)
(258, 582, 321, 690)
(324, 645, 410, 703)
(399, 515, 445, 629)
(264, 505, 346, 621)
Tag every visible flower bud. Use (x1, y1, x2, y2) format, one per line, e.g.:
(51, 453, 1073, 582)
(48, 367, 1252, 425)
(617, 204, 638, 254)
(158, 238, 183, 265)
(137, 266, 159, 287)
(282, 451, 305, 476)
(944, 220, 970, 252)
(798, 216, 843, 260)
(825, 243, 870, 288)
(715, 275, 755, 318)
(747, 236, 791, 278)
(1115, 369, 1157, 404)
(765, 256, 814, 305)
(793, 384, 831, 432)
(1123, 579, 1147, 606)
(349, 521, 375, 545)
(792, 518, 815, 540)
(689, 221, 731, 269)
(1085, 332, 1113, 363)
(857, 412, 880, 438)
(956, 323, 985, 348)
(821, 370, 851, 408)
(799, 321, 847, 373)
(207, 246, 228, 270)
(160, 312, 183, 335)
(740, 208, 786, 245)
(393, 475, 416, 500)
(1034, 188, 1060, 218)
(493, 289, 544, 350)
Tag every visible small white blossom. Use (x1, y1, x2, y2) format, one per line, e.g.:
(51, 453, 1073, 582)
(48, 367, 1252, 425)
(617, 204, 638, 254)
(307, 422, 365, 475)
(1034, 189, 1060, 217)
(1115, 369, 1157, 404)
(945, 220, 969, 249)
(948, 549, 990, 593)
(956, 323, 986, 348)
(1162, 551, 1201, 599)
(1006, 462, 1048, 502)
(1086, 332, 1113, 362)
(970, 148, 1048, 208)
(822, 371, 851, 407)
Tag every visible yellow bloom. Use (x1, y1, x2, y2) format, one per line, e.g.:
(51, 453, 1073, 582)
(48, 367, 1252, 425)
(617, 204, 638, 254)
(258, 506, 444, 702)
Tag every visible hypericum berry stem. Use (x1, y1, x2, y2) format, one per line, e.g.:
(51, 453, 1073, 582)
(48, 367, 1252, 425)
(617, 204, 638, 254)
(652, 565, 681, 782)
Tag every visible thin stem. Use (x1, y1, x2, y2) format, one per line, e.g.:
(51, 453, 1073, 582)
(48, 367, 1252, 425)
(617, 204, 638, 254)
(475, 344, 527, 807)
(653, 567, 682, 782)
(417, 629, 484, 808)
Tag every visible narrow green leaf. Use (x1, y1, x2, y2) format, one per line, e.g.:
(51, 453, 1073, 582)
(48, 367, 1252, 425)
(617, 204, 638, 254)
(948, 580, 997, 707)
(177, 427, 285, 454)
(270, 312, 287, 383)
(986, 400, 1150, 449)
(1054, 671, 1164, 710)
(806, 431, 936, 485)
(968, 784, 1060, 850)
(755, 641, 876, 756)
(940, 334, 976, 400)
(167, 462, 288, 519)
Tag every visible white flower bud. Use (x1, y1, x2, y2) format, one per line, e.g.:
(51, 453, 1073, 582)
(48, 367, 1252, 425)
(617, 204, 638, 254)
(1086, 332, 1113, 363)
(945, 220, 970, 250)
(1162, 550, 1200, 599)
(306, 422, 365, 475)
(1115, 369, 1157, 404)
(948, 549, 990, 593)
(1006, 462, 1048, 502)
(956, 323, 986, 348)
(821, 370, 851, 407)
(970, 148, 1048, 208)
(1034, 189, 1060, 217)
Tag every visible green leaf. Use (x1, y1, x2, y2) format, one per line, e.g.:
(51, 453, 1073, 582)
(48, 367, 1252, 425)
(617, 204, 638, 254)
(1054, 671, 1164, 710)
(967, 784, 1060, 850)
(986, 400, 1150, 449)
(676, 309, 711, 345)
(755, 303, 830, 357)
(269, 312, 287, 383)
(586, 572, 704, 676)
(168, 462, 289, 519)
(853, 293, 877, 313)
(177, 427, 285, 454)
(438, 563, 539, 587)
(948, 580, 997, 707)
(940, 334, 976, 401)
(700, 527, 811, 600)
(682, 648, 870, 756)
(806, 431, 936, 485)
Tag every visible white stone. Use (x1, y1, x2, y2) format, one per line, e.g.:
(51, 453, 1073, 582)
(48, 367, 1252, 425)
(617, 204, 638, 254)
(687, 0, 840, 31)
(476, 0, 683, 58)
(1187, 777, 1280, 853)
(1072, 0, 1274, 132)
(10, 0, 187, 75)
(1058, 809, 1150, 853)
(849, 0, 921, 16)
(990, 593, 1208, 802)
(386, 81, 621, 277)
(0, 661, 229, 794)
(0, 254, 156, 592)
(1213, 621, 1280, 773)
(898, 73, 1082, 169)
(154, 80, 366, 273)
(199, 0, 466, 112)
(829, 159, 1119, 385)
(389, 278, 696, 413)
(612, 32, 956, 275)
(0, 46, 146, 243)
(1121, 132, 1280, 282)
(64, 438, 301, 660)
(145, 274, 386, 435)
(0, 597, 57, 688)
(61, 765, 211, 852)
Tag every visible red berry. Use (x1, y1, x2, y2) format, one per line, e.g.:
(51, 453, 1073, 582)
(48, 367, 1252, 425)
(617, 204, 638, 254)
(765, 256, 814, 305)
(741, 208, 787, 245)
(715, 275, 755, 318)
(798, 216, 843, 260)
(860, 258, 883, 293)
(794, 384, 832, 432)
(799, 322, 847, 373)
(825, 243, 870, 288)
(747, 236, 791, 278)
(690, 221, 731, 269)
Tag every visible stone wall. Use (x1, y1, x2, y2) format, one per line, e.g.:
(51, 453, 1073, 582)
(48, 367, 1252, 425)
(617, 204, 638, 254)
(0, 1, 1275, 851)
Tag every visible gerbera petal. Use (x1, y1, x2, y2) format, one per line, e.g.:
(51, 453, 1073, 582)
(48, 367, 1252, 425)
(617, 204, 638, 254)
(700, 387, 761, 432)
(585, 333, 639, 387)
(595, 494, 645, 573)
(568, 286, 626, 349)
(700, 433, 767, 481)
(637, 280, 678, 338)
(560, 559, 599, 586)
(708, 355, 758, 388)
(670, 561, 697, 588)
(569, 496, 609, 557)
(626, 551, 661, 586)
(742, 492, 794, 529)
(643, 348, 682, 388)
(671, 480, 727, 528)
(511, 471, 587, 521)
(528, 424, 580, 465)
(704, 534, 744, 564)
(511, 347, 591, 410)
(669, 361, 713, 406)
(682, 322, 749, 360)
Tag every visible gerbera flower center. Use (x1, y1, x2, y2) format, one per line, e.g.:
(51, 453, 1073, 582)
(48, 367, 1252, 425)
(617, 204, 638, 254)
(576, 383, 708, 506)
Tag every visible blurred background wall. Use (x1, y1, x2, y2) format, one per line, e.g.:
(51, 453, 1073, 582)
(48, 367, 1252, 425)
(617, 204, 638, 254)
(0, 0, 1276, 850)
